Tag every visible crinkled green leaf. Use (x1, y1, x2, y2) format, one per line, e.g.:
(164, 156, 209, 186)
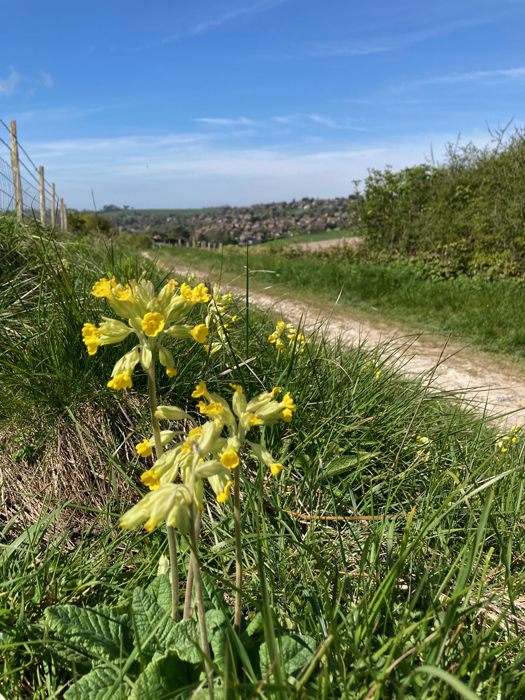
(131, 586, 175, 664)
(165, 618, 202, 664)
(205, 610, 227, 672)
(260, 634, 316, 679)
(146, 574, 173, 615)
(245, 612, 264, 638)
(128, 651, 193, 700)
(44, 605, 133, 662)
(64, 665, 129, 700)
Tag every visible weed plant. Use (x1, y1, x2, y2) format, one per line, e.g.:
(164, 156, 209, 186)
(1, 216, 525, 698)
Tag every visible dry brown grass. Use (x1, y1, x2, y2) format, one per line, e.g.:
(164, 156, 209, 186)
(0, 397, 144, 542)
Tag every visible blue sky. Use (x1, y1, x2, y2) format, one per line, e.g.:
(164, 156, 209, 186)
(1, 0, 525, 208)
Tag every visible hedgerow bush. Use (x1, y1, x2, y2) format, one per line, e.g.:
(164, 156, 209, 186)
(355, 126, 525, 278)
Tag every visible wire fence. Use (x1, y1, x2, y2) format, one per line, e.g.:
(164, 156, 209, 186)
(0, 118, 67, 228)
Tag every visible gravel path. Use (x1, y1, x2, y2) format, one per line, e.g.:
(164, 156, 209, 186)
(158, 255, 525, 429)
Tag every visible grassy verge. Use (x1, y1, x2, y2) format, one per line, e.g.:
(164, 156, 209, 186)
(2, 216, 525, 698)
(254, 229, 354, 249)
(161, 246, 525, 360)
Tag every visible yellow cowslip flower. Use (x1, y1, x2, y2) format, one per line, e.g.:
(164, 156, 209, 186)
(141, 469, 161, 490)
(113, 284, 134, 302)
(270, 462, 283, 476)
(216, 480, 233, 503)
(230, 384, 243, 394)
(247, 413, 261, 426)
(221, 449, 239, 469)
(191, 283, 211, 304)
(107, 372, 133, 390)
(142, 312, 165, 337)
(120, 483, 192, 533)
(231, 315, 238, 323)
(191, 324, 209, 343)
(82, 323, 102, 355)
(91, 276, 115, 298)
(188, 427, 202, 438)
(179, 283, 193, 300)
(136, 439, 153, 457)
(199, 401, 223, 417)
(282, 392, 296, 413)
(166, 367, 177, 378)
(192, 381, 208, 398)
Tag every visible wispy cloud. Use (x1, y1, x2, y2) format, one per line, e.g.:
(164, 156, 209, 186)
(159, 0, 292, 44)
(195, 117, 259, 126)
(272, 113, 367, 130)
(40, 70, 54, 88)
(0, 66, 54, 96)
(0, 67, 21, 95)
(395, 66, 525, 92)
(305, 17, 490, 58)
(26, 129, 479, 208)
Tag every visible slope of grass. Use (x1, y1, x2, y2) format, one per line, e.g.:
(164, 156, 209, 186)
(2, 216, 525, 698)
(254, 229, 354, 249)
(162, 246, 525, 360)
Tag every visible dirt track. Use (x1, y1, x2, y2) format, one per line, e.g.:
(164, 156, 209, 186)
(157, 255, 525, 429)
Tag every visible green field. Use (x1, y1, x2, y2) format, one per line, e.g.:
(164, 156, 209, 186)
(254, 229, 355, 249)
(2, 215, 525, 698)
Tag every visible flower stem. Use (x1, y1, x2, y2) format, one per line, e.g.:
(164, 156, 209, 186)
(233, 465, 242, 634)
(147, 359, 180, 621)
(189, 507, 214, 700)
(183, 509, 201, 620)
(167, 527, 179, 622)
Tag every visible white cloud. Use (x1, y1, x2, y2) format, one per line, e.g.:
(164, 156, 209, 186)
(160, 0, 292, 44)
(40, 70, 54, 88)
(195, 117, 259, 126)
(272, 113, 367, 130)
(0, 67, 21, 95)
(0, 66, 54, 96)
(26, 129, 492, 209)
(305, 17, 492, 58)
(401, 66, 525, 91)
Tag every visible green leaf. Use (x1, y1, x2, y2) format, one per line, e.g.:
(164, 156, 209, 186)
(44, 605, 133, 663)
(146, 574, 173, 615)
(245, 612, 264, 638)
(128, 651, 193, 700)
(324, 452, 377, 476)
(164, 619, 202, 664)
(64, 665, 129, 700)
(205, 610, 228, 671)
(131, 587, 175, 664)
(260, 634, 316, 679)
(413, 665, 482, 700)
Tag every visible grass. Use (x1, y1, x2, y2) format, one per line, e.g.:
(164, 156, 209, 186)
(254, 229, 354, 249)
(161, 246, 525, 360)
(2, 215, 525, 698)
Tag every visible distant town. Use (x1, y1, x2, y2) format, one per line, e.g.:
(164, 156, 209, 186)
(95, 196, 358, 245)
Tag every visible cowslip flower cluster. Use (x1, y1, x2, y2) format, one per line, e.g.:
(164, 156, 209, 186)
(268, 321, 308, 355)
(120, 382, 296, 533)
(204, 285, 237, 355)
(495, 424, 522, 453)
(82, 276, 211, 389)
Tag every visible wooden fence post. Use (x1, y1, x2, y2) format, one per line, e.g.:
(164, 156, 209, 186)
(10, 121, 23, 221)
(59, 198, 65, 231)
(63, 202, 68, 231)
(39, 166, 46, 224)
(50, 183, 56, 228)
